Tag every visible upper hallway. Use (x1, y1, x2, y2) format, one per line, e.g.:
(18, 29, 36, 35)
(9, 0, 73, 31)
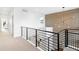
(0, 7, 77, 37)
(0, 7, 79, 51)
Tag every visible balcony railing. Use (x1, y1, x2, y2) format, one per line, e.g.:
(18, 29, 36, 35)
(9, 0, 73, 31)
(67, 29, 79, 51)
(59, 29, 79, 51)
(21, 26, 79, 51)
(21, 26, 60, 51)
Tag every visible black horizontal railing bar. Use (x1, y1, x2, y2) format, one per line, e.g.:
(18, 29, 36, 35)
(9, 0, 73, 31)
(68, 32, 79, 35)
(40, 45, 48, 48)
(40, 42, 48, 45)
(49, 43, 57, 46)
(37, 33, 53, 35)
(37, 34, 56, 38)
(37, 37, 57, 40)
(37, 30, 56, 33)
(49, 44, 57, 47)
(50, 39, 58, 41)
(40, 46, 48, 50)
(40, 42, 57, 48)
(39, 43, 48, 46)
(40, 44, 48, 47)
(49, 46, 57, 49)
(40, 43, 57, 50)
(37, 38, 48, 42)
(59, 42, 65, 44)
(38, 36, 48, 39)
(39, 44, 48, 48)
(48, 34, 57, 38)
(38, 38, 57, 43)
(39, 46, 48, 50)
(41, 40, 57, 45)
(38, 36, 57, 39)
(49, 37, 58, 40)
(49, 41, 57, 44)
(41, 41, 57, 46)
(21, 26, 58, 34)
(50, 44, 57, 47)
(39, 39, 48, 42)
(49, 47, 57, 50)
(39, 43, 48, 47)
(37, 33, 56, 37)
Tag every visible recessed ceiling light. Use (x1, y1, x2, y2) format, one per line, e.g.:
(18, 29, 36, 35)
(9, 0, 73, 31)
(22, 9, 28, 12)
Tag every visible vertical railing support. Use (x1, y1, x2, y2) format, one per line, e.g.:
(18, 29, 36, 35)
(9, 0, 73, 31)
(21, 26, 23, 37)
(57, 33, 59, 51)
(35, 29, 37, 47)
(65, 29, 68, 47)
(48, 38, 49, 51)
(26, 27, 28, 40)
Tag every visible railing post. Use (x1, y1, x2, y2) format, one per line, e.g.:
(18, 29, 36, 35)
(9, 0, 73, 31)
(65, 29, 68, 47)
(26, 27, 28, 40)
(48, 38, 49, 51)
(21, 26, 23, 37)
(57, 33, 59, 51)
(35, 29, 37, 47)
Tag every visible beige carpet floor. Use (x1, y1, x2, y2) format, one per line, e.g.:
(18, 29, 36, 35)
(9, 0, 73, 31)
(0, 32, 39, 51)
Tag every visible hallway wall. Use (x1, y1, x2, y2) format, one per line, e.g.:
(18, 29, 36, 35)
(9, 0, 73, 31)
(45, 8, 79, 32)
(0, 18, 2, 32)
(13, 8, 45, 37)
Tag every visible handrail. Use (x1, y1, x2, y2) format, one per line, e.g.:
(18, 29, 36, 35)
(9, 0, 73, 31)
(68, 32, 79, 35)
(21, 26, 58, 34)
(58, 28, 79, 33)
(58, 29, 65, 33)
(68, 28, 79, 30)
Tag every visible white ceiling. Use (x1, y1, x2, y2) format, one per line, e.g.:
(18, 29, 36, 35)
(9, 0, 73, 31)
(22, 7, 78, 15)
(0, 7, 78, 16)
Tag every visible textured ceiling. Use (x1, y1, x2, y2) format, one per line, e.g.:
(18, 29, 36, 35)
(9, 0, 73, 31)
(22, 7, 78, 15)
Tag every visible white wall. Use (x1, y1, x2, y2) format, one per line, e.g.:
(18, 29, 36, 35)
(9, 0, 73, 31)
(0, 16, 8, 32)
(6, 8, 14, 36)
(8, 15, 13, 35)
(13, 8, 45, 37)
(0, 18, 1, 32)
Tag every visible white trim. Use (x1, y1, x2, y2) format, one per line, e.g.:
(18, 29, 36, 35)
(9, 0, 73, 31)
(27, 40, 44, 51)
(37, 47, 44, 51)
(27, 40, 35, 46)
(68, 45, 79, 50)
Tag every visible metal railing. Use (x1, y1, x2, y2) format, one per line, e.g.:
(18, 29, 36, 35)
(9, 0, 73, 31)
(59, 29, 79, 51)
(21, 26, 79, 51)
(21, 26, 60, 51)
(67, 29, 79, 51)
(59, 29, 65, 50)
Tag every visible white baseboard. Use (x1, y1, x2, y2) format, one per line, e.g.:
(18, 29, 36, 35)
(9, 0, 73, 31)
(27, 40, 44, 51)
(68, 45, 79, 50)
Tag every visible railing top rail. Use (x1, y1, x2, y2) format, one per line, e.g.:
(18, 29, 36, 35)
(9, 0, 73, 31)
(21, 26, 58, 34)
(58, 29, 65, 33)
(68, 28, 79, 30)
(37, 29, 58, 34)
(68, 32, 79, 35)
